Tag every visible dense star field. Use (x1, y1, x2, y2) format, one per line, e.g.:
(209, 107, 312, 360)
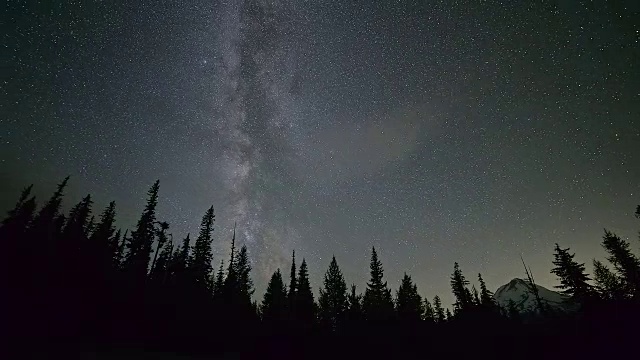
(2, 0, 639, 305)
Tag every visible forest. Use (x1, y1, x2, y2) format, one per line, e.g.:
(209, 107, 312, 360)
(1, 178, 639, 359)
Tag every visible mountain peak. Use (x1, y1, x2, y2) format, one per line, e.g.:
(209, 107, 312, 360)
(494, 278, 568, 314)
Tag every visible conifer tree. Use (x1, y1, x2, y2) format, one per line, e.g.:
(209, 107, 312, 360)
(318, 256, 348, 331)
(110, 229, 122, 267)
(90, 202, 117, 258)
(213, 260, 225, 298)
(593, 259, 626, 300)
(288, 250, 297, 313)
(235, 245, 254, 303)
(346, 284, 364, 326)
(395, 273, 423, 324)
(0, 184, 37, 242)
(261, 269, 288, 326)
(471, 286, 480, 306)
(551, 244, 594, 302)
(30, 176, 69, 245)
(116, 229, 128, 268)
(432, 295, 445, 323)
(602, 229, 640, 296)
(450, 262, 472, 314)
(423, 298, 435, 322)
(169, 234, 190, 283)
(445, 308, 452, 321)
(295, 258, 316, 328)
(478, 273, 496, 307)
(190, 206, 215, 292)
(150, 221, 170, 275)
(123, 180, 160, 279)
(63, 195, 93, 264)
(363, 247, 394, 322)
(150, 239, 173, 284)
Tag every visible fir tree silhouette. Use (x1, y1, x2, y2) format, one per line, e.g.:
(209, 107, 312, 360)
(295, 258, 316, 331)
(432, 295, 445, 323)
(602, 229, 640, 296)
(123, 180, 160, 281)
(318, 256, 348, 332)
(395, 273, 423, 326)
(450, 262, 472, 315)
(551, 243, 594, 303)
(593, 259, 626, 300)
(189, 206, 215, 293)
(261, 269, 288, 330)
(363, 247, 394, 323)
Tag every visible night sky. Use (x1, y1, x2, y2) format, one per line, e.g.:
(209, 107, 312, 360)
(2, 1, 639, 306)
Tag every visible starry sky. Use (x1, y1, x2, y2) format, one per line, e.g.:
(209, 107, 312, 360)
(2, 0, 639, 307)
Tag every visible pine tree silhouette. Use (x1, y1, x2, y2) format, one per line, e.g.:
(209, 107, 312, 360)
(190, 206, 215, 293)
(261, 269, 288, 329)
(288, 250, 297, 315)
(363, 247, 394, 323)
(295, 258, 316, 330)
(450, 262, 472, 315)
(0, 184, 36, 243)
(345, 284, 364, 330)
(432, 295, 445, 323)
(602, 229, 640, 296)
(30, 177, 69, 246)
(123, 180, 160, 280)
(395, 273, 423, 325)
(478, 273, 496, 308)
(423, 298, 435, 322)
(213, 260, 225, 298)
(150, 221, 170, 276)
(318, 256, 348, 332)
(445, 308, 452, 321)
(593, 259, 626, 300)
(551, 243, 594, 303)
(471, 286, 481, 306)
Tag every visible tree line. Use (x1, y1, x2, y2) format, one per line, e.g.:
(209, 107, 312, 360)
(1, 178, 639, 358)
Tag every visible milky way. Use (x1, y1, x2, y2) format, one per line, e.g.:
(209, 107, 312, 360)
(3, 0, 639, 305)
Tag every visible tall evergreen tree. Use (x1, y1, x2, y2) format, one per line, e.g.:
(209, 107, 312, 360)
(150, 221, 170, 275)
(423, 298, 435, 322)
(432, 295, 445, 323)
(471, 286, 480, 306)
(190, 207, 215, 292)
(123, 180, 160, 279)
(602, 229, 640, 296)
(0, 184, 37, 242)
(295, 258, 316, 328)
(235, 245, 254, 303)
(213, 260, 225, 298)
(261, 269, 288, 326)
(62, 195, 93, 266)
(593, 259, 626, 300)
(551, 244, 594, 302)
(450, 262, 472, 314)
(346, 284, 364, 326)
(395, 273, 423, 324)
(30, 176, 69, 245)
(90, 202, 117, 259)
(318, 256, 348, 331)
(478, 273, 496, 308)
(288, 250, 297, 313)
(363, 247, 394, 322)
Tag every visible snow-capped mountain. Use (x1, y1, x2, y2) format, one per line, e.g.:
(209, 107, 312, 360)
(493, 278, 569, 313)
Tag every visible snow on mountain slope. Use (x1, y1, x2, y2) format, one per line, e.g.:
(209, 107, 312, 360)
(493, 278, 569, 313)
